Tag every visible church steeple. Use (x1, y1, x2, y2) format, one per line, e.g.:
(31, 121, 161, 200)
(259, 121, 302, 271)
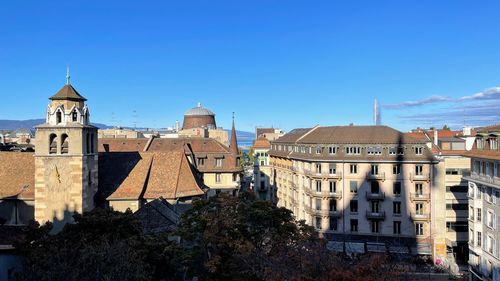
(229, 112, 238, 155)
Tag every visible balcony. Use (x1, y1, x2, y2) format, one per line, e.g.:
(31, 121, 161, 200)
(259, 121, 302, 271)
(304, 206, 342, 217)
(365, 191, 385, 200)
(469, 172, 500, 186)
(410, 193, 430, 201)
(410, 173, 430, 182)
(366, 211, 386, 220)
(304, 187, 343, 199)
(304, 169, 343, 180)
(411, 212, 430, 221)
(366, 172, 385, 181)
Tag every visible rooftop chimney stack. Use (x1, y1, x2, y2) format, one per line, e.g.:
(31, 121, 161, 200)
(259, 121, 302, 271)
(434, 130, 438, 146)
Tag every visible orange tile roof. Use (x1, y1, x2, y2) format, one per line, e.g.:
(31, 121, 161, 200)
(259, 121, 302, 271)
(105, 151, 205, 201)
(98, 138, 149, 152)
(463, 150, 500, 161)
(253, 137, 271, 149)
(0, 152, 34, 200)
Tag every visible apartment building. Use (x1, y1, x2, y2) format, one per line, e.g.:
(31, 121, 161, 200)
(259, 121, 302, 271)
(464, 125, 500, 281)
(408, 128, 474, 264)
(269, 125, 445, 259)
(252, 136, 273, 201)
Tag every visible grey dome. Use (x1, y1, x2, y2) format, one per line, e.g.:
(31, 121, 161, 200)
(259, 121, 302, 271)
(184, 103, 215, 116)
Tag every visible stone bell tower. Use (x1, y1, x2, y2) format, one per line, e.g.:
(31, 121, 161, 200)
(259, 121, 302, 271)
(34, 69, 98, 231)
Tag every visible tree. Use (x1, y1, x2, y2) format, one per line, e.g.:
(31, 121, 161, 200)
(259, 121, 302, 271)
(16, 209, 184, 281)
(442, 124, 451, 131)
(176, 192, 408, 281)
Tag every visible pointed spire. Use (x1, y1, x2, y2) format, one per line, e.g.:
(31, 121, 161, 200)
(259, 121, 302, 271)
(66, 65, 71, 85)
(230, 112, 238, 155)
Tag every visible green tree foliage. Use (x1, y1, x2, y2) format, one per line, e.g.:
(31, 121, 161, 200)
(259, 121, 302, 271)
(442, 124, 451, 131)
(16, 209, 185, 281)
(17, 194, 410, 281)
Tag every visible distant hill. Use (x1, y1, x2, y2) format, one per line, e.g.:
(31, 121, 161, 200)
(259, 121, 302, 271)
(0, 119, 256, 144)
(0, 119, 112, 130)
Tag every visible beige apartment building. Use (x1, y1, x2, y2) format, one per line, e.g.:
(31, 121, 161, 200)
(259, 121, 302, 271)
(269, 125, 447, 259)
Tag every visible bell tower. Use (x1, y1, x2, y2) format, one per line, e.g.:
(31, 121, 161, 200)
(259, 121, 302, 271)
(34, 69, 98, 231)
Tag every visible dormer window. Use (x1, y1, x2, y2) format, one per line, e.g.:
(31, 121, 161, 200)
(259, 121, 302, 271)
(315, 146, 322, 154)
(328, 146, 337, 154)
(478, 139, 484, 149)
(490, 139, 498, 150)
(367, 147, 382, 155)
(346, 146, 361, 155)
(56, 111, 62, 124)
(415, 147, 423, 155)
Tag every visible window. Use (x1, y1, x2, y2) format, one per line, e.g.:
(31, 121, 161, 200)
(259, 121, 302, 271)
(215, 173, 222, 183)
(446, 222, 469, 232)
(329, 200, 337, 211)
(350, 181, 358, 194)
(371, 221, 380, 233)
(315, 163, 322, 174)
(491, 139, 498, 150)
(367, 147, 382, 155)
(389, 147, 404, 155)
(315, 180, 322, 192)
(415, 203, 424, 215)
(415, 183, 423, 195)
(233, 173, 238, 182)
(216, 158, 223, 167)
(49, 134, 58, 154)
(477, 139, 484, 149)
(315, 146, 322, 154)
(469, 206, 474, 220)
(487, 210, 496, 229)
(350, 200, 358, 213)
(329, 217, 338, 231)
(371, 164, 379, 175)
(346, 146, 361, 155)
(446, 185, 468, 193)
(350, 219, 358, 232)
(487, 235, 496, 255)
(197, 158, 205, 166)
(350, 164, 357, 174)
(393, 164, 401, 175)
(393, 221, 401, 234)
(415, 165, 423, 175)
(315, 217, 321, 229)
(371, 201, 380, 212)
(393, 202, 401, 215)
(414, 146, 423, 155)
(370, 181, 380, 194)
(477, 208, 482, 222)
(329, 163, 336, 175)
(393, 182, 401, 196)
(477, 231, 482, 247)
(329, 181, 336, 193)
(415, 223, 424, 236)
(315, 199, 321, 210)
(56, 111, 62, 124)
(328, 146, 337, 154)
(61, 134, 69, 154)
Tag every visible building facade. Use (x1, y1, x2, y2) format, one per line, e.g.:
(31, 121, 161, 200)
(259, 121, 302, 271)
(252, 136, 273, 201)
(464, 126, 500, 281)
(269, 125, 445, 258)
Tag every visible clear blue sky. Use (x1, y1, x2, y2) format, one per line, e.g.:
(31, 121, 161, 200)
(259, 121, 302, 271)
(1, 1, 500, 132)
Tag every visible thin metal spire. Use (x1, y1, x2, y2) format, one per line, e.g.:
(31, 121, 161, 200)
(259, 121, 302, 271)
(66, 65, 71, 85)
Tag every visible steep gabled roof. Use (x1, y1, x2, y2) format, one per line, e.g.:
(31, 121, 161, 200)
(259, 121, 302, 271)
(50, 84, 87, 101)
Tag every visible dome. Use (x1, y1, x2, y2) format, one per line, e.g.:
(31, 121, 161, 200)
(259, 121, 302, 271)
(182, 103, 217, 130)
(184, 103, 215, 116)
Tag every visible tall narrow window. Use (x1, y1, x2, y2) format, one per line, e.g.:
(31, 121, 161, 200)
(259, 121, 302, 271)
(49, 134, 57, 154)
(56, 111, 62, 124)
(61, 134, 69, 154)
(72, 110, 78, 122)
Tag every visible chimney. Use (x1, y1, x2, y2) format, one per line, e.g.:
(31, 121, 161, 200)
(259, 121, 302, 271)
(175, 120, 180, 132)
(434, 130, 438, 146)
(463, 126, 471, 136)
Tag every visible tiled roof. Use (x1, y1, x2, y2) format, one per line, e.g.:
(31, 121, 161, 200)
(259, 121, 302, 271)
(49, 84, 87, 101)
(103, 151, 205, 201)
(252, 137, 271, 149)
(405, 132, 430, 142)
(274, 126, 424, 144)
(0, 152, 34, 200)
(256, 128, 275, 137)
(463, 150, 500, 161)
(134, 198, 180, 233)
(98, 138, 149, 152)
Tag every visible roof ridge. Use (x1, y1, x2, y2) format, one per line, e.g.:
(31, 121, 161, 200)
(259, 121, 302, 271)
(295, 125, 320, 143)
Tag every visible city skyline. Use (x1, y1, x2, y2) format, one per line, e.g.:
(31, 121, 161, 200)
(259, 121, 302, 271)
(1, 1, 500, 132)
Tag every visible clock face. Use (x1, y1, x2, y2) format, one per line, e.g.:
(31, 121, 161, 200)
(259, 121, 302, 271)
(46, 162, 72, 192)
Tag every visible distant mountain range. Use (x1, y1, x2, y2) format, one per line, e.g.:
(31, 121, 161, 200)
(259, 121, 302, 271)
(0, 119, 255, 144)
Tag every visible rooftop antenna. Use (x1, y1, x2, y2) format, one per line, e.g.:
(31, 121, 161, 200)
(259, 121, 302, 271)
(132, 110, 138, 130)
(66, 65, 71, 85)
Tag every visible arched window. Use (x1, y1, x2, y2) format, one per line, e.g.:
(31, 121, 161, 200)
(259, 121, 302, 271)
(49, 134, 58, 154)
(61, 134, 69, 154)
(56, 111, 62, 124)
(71, 110, 78, 122)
